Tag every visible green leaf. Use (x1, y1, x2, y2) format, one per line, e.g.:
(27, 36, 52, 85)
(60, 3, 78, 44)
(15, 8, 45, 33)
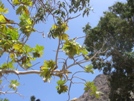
(59, 33, 69, 40)
(16, 5, 23, 15)
(43, 60, 56, 70)
(62, 40, 84, 58)
(9, 80, 20, 90)
(23, 45, 33, 53)
(49, 22, 68, 39)
(57, 79, 66, 85)
(33, 45, 44, 57)
(12, 0, 33, 6)
(81, 48, 88, 55)
(40, 63, 53, 83)
(41, 70, 52, 83)
(56, 79, 68, 94)
(35, 45, 44, 50)
(13, 43, 23, 52)
(22, 5, 30, 15)
(40, 66, 49, 76)
(16, 5, 31, 16)
(84, 81, 99, 98)
(0, 14, 6, 22)
(85, 64, 94, 73)
(0, 1, 8, 14)
(12, 0, 20, 5)
(56, 85, 68, 94)
(1, 62, 14, 69)
(6, 27, 19, 40)
(22, 62, 32, 69)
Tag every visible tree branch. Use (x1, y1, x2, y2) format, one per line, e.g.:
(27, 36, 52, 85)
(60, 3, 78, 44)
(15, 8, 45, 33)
(0, 90, 23, 97)
(0, 70, 40, 75)
(0, 69, 72, 76)
(55, 38, 61, 65)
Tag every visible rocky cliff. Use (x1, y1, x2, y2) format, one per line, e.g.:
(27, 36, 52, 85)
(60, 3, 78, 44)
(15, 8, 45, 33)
(76, 74, 134, 101)
(77, 74, 110, 101)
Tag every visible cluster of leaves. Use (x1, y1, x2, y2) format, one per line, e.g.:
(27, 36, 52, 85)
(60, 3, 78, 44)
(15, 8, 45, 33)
(63, 39, 88, 58)
(0, 0, 44, 94)
(84, 64, 94, 73)
(84, 81, 99, 98)
(84, 1, 134, 100)
(48, 18, 69, 40)
(0, 0, 99, 100)
(9, 80, 20, 90)
(70, 0, 90, 16)
(56, 80, 68, 94)
(40, 60, 56, 82)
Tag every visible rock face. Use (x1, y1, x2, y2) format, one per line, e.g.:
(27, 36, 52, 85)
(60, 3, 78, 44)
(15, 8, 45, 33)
(77, 74, 110, 101)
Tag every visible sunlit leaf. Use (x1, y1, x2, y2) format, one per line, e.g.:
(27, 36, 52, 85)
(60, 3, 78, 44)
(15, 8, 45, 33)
(59, 33, 69, 40)
(43, 60, 56, 70)
(1, 62, 14, 69)
(10, 53, 15, 59)
(85, 64, 94, 73)
(81, 48, 88, 55)
(0, 1, 8, 14)
(0, 14, 6, 22)
(12, 0, 20, 5)
(52, 24, 57, 29)
(33, 45, 44, 57)
(9, 80, 20, 90)
(62, 40, 85, 58)
(6, 28, 19, 40)
(13, 43, 23, 52)
(57, 79, 66, 85)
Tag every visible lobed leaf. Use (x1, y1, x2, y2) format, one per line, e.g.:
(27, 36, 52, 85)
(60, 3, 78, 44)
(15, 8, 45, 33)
(85, 64, 94, 73)
(9, 80, 20, 90)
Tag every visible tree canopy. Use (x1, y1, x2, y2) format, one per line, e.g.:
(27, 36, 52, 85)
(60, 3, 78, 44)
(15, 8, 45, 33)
(0, 0, 100, 101)
(84, 1, 134, 100)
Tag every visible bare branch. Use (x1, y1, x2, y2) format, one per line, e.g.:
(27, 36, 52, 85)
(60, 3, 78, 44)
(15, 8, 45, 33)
(0, 69, 72, 77)
(0, 70, 40, 75)
(0, 90, 23, 97)
(55, 39, 61, 65)
(65, 14, 81, 22)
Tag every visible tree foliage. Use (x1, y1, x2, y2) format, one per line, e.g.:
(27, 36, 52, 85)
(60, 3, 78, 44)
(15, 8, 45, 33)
(84, 1, 134, 101)
(0, 0, 99, 100)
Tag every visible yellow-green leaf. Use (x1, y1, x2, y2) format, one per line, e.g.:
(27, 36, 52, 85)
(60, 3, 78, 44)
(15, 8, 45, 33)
(0, 7, 8, 14)
(12, 0, 20, 5)
(13, 43, 23, 52)
(59, 34, 69, 40)
(0, 14, 6, 22)
(61, 23, 68, 32)
(0, 1, 8, 14)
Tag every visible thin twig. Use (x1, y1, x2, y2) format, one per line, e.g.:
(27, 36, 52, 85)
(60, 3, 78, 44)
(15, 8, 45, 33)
(55, 38, 61, 65)
(0, 91, 23, 97)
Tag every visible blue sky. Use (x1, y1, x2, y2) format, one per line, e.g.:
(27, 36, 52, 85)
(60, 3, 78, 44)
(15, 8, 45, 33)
(0, 0, 126, 101)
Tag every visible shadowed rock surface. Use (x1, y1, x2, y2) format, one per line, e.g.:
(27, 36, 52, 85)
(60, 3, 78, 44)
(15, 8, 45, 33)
(77, 74, 110, 101)
(77, 74, 134, 101)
